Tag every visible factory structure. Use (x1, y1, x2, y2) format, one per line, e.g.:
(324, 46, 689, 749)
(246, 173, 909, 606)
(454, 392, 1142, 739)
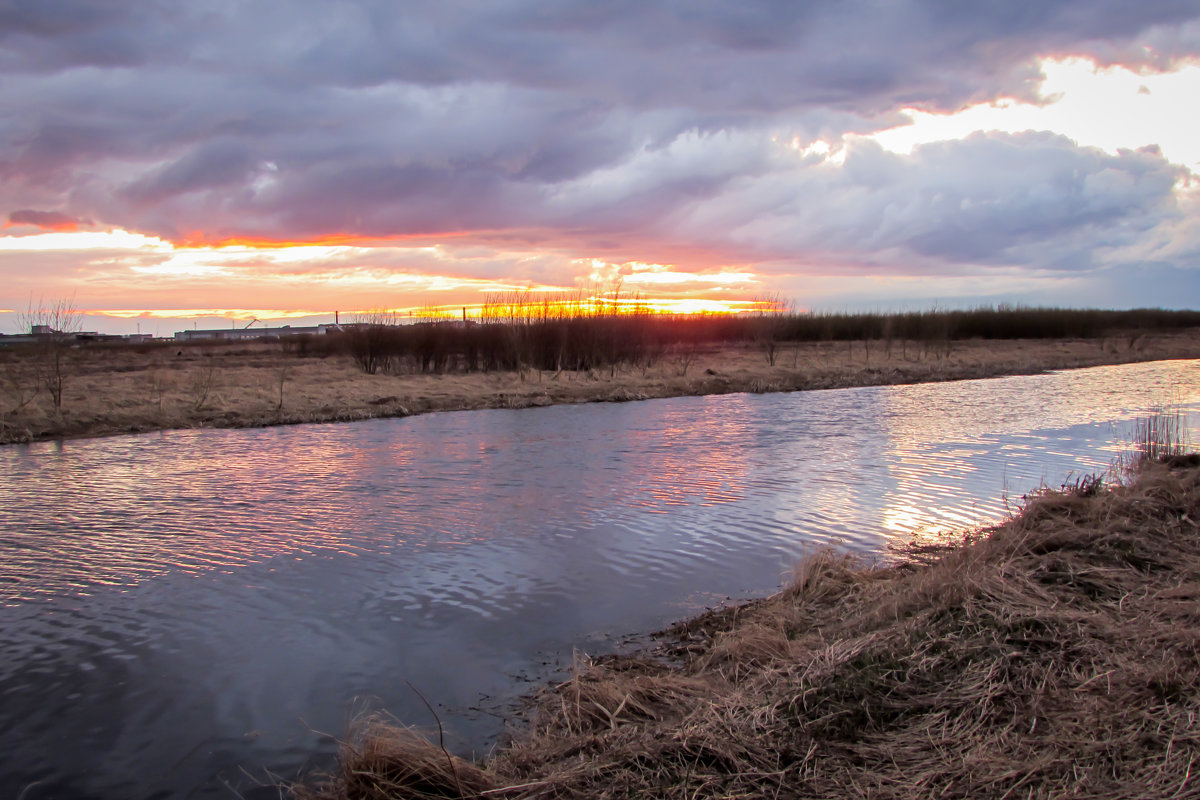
(0, 322, 337, 345)
(171, 323, 342, 342)
(2, 311, 469, 346)
(0, 324, 154, 346)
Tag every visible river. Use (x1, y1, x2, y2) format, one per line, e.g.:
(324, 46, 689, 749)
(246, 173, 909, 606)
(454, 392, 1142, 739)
(2, 359, 1198, 798)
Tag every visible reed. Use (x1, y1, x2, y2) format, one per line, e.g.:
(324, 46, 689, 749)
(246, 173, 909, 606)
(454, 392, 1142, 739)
(1132, 405, 1192, 462)
(1105, 405, 1197, 482)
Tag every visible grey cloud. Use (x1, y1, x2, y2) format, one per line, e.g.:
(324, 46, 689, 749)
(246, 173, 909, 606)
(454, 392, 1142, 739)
(271, 162, 537, 236)
(885, 136, 1181, 265)
(0, 2, 178, 72)
(801, 262, 1200, 311)
(666, 132, 1189, 275)
(5, 2, 1197, 103)
(122, 141, 259, 204)
(0, 1, 111, 35)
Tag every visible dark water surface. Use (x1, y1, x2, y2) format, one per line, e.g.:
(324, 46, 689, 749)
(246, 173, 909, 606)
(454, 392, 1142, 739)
(2, 360, 1198, 798)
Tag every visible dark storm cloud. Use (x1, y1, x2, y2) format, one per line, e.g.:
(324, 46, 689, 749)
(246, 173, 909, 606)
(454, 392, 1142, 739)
(0, 0, 1198, 279)
(0, 1, 183, 72)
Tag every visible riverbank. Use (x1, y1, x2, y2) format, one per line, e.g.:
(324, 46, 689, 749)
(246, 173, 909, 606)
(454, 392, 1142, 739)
(299, 454, 1200, 799)
(4, 328, 1200, 445)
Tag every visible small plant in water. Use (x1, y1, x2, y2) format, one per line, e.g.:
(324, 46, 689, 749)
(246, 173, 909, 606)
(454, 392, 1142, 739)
(1114, 404, 1193, 479)
(1133, 405, 1191, 461)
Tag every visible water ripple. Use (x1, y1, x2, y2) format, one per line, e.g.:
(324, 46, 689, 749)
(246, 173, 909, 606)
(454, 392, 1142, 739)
(0, 360, 1197, 798)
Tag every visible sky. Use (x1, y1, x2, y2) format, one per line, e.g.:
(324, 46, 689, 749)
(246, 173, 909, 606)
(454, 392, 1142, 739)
(2, 1, 1199, 335)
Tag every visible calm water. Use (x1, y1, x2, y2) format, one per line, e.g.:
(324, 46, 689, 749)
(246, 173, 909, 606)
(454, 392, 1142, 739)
(2, 360, 1198, 798)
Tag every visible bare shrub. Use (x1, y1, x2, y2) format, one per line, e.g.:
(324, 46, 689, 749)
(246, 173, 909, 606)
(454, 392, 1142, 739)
(148, 369, 173, 416)
(276, 365, 290, 412)
(346, 313, 401, 375)
(1, 359, 38, 418)
(673, 343, 698, 376)
(189, 364, 216, 412)
(20, 298, 82, 410)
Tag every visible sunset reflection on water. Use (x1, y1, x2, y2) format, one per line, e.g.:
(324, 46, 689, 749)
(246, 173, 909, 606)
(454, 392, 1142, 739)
(1, 360, 1197, 606)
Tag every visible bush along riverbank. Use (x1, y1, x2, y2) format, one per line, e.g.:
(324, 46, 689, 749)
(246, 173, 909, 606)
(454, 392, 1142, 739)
(298, 453, 1200, 800)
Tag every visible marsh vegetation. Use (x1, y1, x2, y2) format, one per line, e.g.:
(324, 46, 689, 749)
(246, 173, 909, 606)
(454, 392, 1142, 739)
(335, 304, 1200, 378)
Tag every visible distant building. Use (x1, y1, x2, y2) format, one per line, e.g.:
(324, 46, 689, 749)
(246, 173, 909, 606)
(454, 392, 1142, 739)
(0, 325, 107, 346)
(0, 326, 166, 347)
(0, 323, 342, 347)
(172, 324, 338, 342)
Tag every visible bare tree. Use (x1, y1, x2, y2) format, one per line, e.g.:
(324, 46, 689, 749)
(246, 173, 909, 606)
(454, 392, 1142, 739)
(19, 298, 82, 410)
(753, 292, 790, 366)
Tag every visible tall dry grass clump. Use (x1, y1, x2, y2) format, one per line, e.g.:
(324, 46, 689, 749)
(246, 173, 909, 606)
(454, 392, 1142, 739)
(299, 450, 1200, 799)
(1133, 406, 1193, 462)
(1112, 405, 1194, 479)
(295, 717, 494, 800)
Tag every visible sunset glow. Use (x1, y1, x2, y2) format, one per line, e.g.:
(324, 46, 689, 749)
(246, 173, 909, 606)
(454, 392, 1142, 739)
(2, 6, 1198, 335)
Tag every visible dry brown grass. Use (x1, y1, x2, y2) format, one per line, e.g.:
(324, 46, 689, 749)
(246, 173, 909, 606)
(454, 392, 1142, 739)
(298, 455, 1200, 799)
(4, 329, 1200, 445)
(302, 718, 495, 800)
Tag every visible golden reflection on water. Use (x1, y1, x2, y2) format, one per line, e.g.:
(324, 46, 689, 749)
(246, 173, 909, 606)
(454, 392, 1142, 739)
(880, 503, 933, 538)
(873, 360, 1200, 544)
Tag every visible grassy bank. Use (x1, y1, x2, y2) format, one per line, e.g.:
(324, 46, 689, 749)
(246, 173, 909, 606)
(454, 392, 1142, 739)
(4, 311, 1200, 445)
(299, 453, 1200, 799)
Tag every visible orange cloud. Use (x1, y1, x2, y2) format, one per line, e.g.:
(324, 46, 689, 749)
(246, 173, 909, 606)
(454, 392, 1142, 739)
(94, 308, 329, 320)
(173, 229, 486, 249)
